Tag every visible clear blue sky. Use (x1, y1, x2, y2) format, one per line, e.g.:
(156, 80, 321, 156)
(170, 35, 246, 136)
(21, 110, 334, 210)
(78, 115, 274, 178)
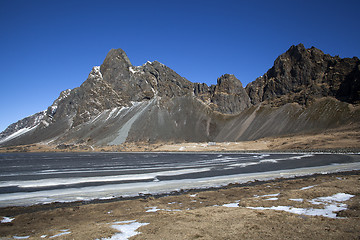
(1, 0, 359, 132)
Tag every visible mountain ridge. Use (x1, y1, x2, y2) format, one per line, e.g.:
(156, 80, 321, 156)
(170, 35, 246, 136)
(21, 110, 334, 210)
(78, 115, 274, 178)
(1, 44, 359, 147)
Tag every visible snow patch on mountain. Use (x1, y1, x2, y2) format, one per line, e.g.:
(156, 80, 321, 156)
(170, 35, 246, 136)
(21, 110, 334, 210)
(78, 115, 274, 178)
(89, 66, 102, 79)
(0, 125, 38, 144)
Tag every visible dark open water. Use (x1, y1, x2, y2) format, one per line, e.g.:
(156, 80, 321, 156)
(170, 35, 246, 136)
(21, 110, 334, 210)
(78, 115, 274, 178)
(0, 152, 359, 207)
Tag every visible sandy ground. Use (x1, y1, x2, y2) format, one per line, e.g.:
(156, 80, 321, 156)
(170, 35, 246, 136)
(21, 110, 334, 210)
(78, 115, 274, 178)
(1, 124, 359, 153)
(0, 171, 359, 239)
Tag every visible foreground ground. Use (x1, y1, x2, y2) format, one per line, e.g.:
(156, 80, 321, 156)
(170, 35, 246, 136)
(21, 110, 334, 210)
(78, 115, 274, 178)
(0, 171, 359, 239)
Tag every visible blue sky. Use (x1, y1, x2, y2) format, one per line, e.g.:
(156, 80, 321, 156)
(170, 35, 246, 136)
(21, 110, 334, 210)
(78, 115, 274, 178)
(1, 0, 359, 132)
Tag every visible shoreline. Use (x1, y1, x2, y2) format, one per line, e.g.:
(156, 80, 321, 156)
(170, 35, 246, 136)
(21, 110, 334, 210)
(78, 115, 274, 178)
(1, 169, 359, 216)
(1, 156, 359, 209)
(1, 145, 360, 154)
(1, 170, 359, 239)
(1, 124, 359, 153)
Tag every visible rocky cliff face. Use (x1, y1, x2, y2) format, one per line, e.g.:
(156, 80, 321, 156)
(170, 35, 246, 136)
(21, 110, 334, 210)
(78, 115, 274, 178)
(1, 44, 359, 147)
(246, 43, 360, 106)
(194, 74, 251, 114)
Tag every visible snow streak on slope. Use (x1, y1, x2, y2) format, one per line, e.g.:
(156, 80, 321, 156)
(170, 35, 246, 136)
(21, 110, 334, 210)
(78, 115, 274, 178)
(0, 125, 39, 144)
(109, 99, 155, 145)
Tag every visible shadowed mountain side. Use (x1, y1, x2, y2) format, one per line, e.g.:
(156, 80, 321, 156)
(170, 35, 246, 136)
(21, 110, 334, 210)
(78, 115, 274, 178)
(125, 97, 229, 143)
(41, 97, 229, 145)
(33, 96, 360, 146)
(215, 97, 360, 141)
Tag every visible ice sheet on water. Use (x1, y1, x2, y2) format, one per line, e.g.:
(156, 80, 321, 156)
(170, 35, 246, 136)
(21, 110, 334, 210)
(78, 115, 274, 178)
(0, 167, 212, 188)
(2, 161, 360, 208)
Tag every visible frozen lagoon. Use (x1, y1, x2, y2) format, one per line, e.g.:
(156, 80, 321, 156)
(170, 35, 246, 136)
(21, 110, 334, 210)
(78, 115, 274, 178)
(0, 152, 359, 207)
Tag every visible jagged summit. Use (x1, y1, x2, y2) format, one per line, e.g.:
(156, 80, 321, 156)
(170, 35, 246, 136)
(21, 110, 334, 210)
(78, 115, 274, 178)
(246, 44, 360, 106)
(1, 45, 359, 147)
(193, 74, 251, 114)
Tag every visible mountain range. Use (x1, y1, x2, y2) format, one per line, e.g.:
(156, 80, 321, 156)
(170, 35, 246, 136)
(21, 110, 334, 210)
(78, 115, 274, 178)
(1, 44, 359, 148)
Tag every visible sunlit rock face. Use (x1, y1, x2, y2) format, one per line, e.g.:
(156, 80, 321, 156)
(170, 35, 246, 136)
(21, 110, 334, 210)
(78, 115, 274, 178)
(246, 43, 360, 106)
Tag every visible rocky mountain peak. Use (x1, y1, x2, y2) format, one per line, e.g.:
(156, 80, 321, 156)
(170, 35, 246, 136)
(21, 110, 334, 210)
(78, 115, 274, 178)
(216, 74, 244, 93)
(100, 48, 132, 91)
(193, 74, 251, 114)
(103, 48, 132, 67)
(246, 44, 360, 106)
(286, 43, 306, 58)
(210, 74, 251, 114)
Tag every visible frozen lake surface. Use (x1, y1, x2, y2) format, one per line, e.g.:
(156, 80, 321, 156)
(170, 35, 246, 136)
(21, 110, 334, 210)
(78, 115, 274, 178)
(0, 152, 359, 207)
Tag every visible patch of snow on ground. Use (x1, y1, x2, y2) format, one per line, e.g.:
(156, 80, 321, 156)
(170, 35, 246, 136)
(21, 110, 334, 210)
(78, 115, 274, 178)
(223, 200, 240, 207)
(223, 203, 239, 208)
(266, 197, 278, 201)
(300, 185, 315, 190)
(254, 193, 280, 198)
(189, 194, 197, 197)
(101, 220, 149, 240)
(1, 216, 14, 223)
(113, 220, 136, 224)
(309, 193, 354, 205)
(145, 206, 181, 212)
(247, 193, 354, 218)
(49, 229, 71, 238)
(290, 198, 304, 202)
(145, 206, 160, 212)
(13, 236, 30, 239)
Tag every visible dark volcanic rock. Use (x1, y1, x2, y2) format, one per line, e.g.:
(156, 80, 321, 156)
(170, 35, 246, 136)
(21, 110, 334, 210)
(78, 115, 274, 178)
(337, 64, 360, 103)
(246, 43, 360, 106)
(140, 61, 194, 99)
(101, 49, 194, 103)
(100, 48, 132, 92)
(194, 74, 251, 114)
(210, 74, 251, 114)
